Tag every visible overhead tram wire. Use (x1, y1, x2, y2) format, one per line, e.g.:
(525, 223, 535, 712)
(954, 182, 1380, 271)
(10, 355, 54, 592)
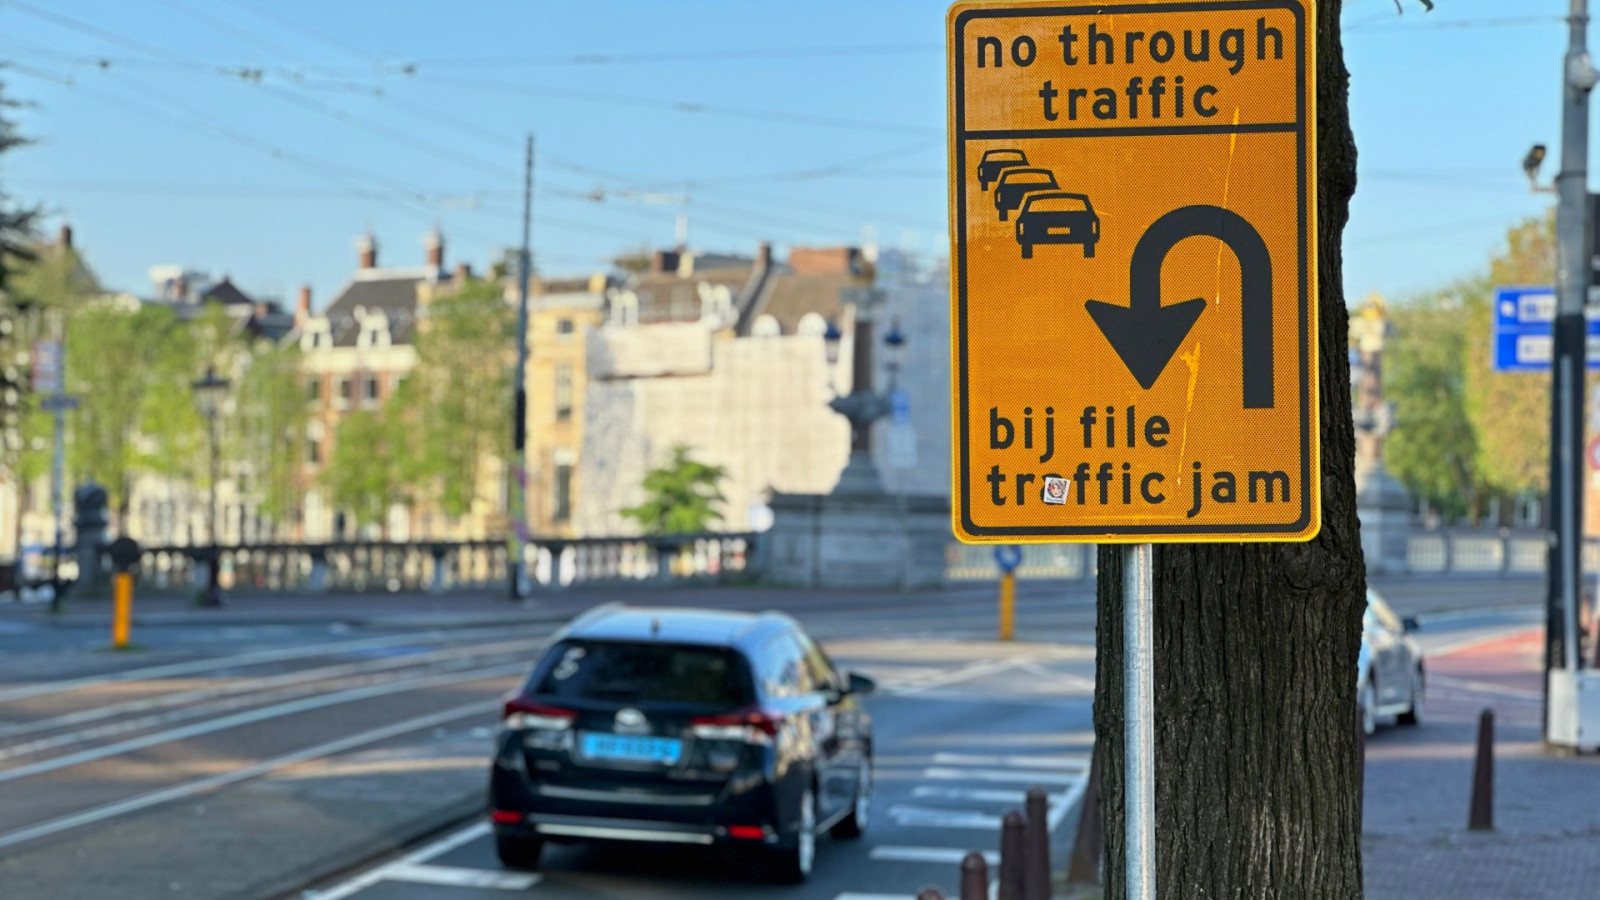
(5, 0, 934, 251)
(3, 65, 512, 250)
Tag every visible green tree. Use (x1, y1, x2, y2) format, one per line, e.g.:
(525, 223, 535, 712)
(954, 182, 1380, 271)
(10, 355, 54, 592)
(1385, 288, 1479, 521)
(233, 338, 308, 534)
(0, 77, 37, 290)
(620, 444, 727, 535)
(1461, 214, 1556, 519)
(404, 277, 512, 517)
(322, 407, 410, 538)
(62, 300, 207, 528)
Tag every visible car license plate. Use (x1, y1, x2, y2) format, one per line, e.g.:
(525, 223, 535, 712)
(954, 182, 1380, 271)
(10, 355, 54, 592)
(580, 733, 683, 765)
(1048, 227, 1073, 235)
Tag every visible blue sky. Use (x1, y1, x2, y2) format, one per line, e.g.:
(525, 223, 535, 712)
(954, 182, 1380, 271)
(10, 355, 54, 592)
(0, 0, 1571, 308)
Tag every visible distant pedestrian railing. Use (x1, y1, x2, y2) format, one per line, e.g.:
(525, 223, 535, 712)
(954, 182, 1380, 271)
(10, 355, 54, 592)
(944, 542, 1094, 581)
(123, 533, 759, 596)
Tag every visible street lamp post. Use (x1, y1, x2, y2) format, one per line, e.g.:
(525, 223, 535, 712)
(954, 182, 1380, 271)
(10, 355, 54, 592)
(822, 289, 906, 495)
(192, 366, 229, 608)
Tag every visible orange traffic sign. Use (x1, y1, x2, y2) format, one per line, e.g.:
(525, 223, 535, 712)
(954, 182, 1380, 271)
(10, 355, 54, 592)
(947, 0, 1318, 544)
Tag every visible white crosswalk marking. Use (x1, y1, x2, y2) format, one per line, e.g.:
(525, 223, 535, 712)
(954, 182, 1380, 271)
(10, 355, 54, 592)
(930, 752, 1087, 770)
(922, 766, 1083, 785)
(870, 845, 1001, 865)
(384, 863, 540, 890)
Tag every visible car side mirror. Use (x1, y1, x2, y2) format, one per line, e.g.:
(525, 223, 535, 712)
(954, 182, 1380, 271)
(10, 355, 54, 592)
(1402, 616, 1420, 634)
(846, 672, 877, 696)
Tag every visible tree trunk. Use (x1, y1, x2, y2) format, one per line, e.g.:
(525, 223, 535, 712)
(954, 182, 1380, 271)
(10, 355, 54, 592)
(1094, 2, 1366, 897)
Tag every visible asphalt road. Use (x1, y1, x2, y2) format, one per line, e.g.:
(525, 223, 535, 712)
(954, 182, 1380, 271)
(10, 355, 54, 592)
(0, 576, 1543, 900)
(305, 639, 1095, 900)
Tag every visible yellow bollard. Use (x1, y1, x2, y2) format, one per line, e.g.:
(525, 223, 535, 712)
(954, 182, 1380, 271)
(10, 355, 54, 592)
(998, 571, 1016, 641)
(112, 572, 133, 649)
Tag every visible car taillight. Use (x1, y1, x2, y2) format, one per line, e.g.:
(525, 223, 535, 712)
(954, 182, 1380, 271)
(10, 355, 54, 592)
(691, 708, 782, 745)
(502, 697, 575, 731)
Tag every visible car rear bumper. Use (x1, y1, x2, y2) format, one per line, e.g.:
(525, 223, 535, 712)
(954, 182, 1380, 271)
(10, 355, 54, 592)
(489, 756, 784, 844)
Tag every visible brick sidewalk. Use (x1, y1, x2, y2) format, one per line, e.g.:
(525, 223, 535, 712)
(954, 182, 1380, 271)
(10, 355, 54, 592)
(1363, 628, 1600, 900)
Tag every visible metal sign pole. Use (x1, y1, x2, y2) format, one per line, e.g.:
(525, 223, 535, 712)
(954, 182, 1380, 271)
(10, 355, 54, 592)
(1124, 542, 1155, 900)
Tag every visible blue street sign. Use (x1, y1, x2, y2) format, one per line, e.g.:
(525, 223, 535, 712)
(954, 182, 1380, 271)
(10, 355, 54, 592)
(1491, 285, 1600, 372)
(891, 388, 911, 425)
(993, 545, 1022, 573)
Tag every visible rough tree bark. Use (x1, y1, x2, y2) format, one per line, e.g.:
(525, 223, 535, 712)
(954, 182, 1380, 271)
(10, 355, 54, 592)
(1093, 1, 1365, 897)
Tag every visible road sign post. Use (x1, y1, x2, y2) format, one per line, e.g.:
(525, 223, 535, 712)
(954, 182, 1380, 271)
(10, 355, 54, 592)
(948, 2, 1317, 896)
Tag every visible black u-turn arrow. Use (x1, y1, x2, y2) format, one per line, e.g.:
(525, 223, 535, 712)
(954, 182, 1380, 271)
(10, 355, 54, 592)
(1085, 204, 1274, 409)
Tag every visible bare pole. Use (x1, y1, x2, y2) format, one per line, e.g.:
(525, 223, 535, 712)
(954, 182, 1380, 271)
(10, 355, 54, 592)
(1546, 0, 1593, 732)
(1123, 543, 1155, 900)
(509, 134, 533, 599)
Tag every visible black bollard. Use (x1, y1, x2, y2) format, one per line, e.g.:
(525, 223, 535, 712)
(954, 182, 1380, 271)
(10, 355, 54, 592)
(1024, 787, 1050, 900)
(999, 810, 1027, 900)
(1469, 708, 1494, 830)
(1066, 748, 1103, 885)
(918, 890, 945, 900)
(960, 851, 990, 900)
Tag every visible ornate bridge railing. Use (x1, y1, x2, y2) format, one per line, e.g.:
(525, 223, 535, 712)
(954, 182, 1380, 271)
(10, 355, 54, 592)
(126, 534, 760, 596)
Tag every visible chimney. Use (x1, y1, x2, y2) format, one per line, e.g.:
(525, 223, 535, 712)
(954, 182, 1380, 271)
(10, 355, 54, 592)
(651, 249, 680, 275)
(357, 232, 378, 270)
(756, 241, 772, 269)
(424, 229, 444, 269)
(57, 224, 73, 250)
(454, 262, 472, 283)
(295, 285, 312, 328)
(789, 246, 860, 276)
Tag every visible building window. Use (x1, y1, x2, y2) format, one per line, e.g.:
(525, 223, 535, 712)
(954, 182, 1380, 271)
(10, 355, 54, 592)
(556, 318, 574, 340)
(553, 463, 572, 523)
(335, 377, 352, 409)
(362, 373, 380, 407)
(305, 377, 321, 403)
(305, 420, 324, 464)
(554, 362, 573, 422)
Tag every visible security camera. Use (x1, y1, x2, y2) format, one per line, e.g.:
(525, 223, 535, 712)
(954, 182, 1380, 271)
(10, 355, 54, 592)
(1523, 144, 1547, 189)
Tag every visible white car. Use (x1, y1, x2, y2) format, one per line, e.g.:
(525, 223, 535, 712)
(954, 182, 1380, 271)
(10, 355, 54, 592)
(1357, 590, 1425, 735)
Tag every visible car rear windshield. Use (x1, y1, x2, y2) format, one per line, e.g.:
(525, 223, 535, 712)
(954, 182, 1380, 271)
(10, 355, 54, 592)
(987, 151, 1024, 161)
(529, 640, 754, 708)
(1007, 172, 1054, 184)
(1027, 195, 1088, 212)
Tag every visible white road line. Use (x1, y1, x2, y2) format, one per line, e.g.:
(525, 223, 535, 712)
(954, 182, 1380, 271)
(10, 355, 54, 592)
(870, 845, 999, 865)
(0, 701, 495, 850)
(836, 893, 915, 900)
(384, 862, 539, 890)
(305, 822, 494, 900)
(910, 786, 1030, 805)
(888, 804, 1003, 829)
(1427, 675, 1542, 700)
(0, 635, 544, 742)
(922, 767, 1084, 786)
(931, 753, 1088, 770)
(0, 624, 538, 704)
(0, 662, 523, 783)
(890, 659, 1020, 696)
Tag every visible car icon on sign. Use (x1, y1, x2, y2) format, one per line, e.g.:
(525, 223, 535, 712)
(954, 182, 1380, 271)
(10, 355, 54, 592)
(976, 149, 1029, 191)
(1015, 192, 1100, 259)
(993, 168, 1058, 222)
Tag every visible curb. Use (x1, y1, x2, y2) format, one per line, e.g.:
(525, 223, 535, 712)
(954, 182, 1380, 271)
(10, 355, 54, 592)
(251, 794, 486, 900)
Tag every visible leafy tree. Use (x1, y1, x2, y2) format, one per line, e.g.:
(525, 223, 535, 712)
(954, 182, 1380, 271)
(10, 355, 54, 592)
(1384, 288, 1479, 521)
(322, 406, 410, 538)
(620, 444, 727, 535)
(0, 78, 37, 290)
(233, 338, 307, 534)
(403, 277, 512, 518)
(1461, 214, 1555, 519)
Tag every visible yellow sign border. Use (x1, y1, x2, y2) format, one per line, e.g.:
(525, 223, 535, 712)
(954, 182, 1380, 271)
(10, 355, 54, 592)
(945, 0, 1320, 544)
